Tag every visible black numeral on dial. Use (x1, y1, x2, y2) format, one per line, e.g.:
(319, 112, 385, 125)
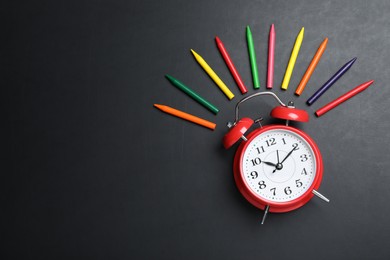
(256, 146, 265, 154)
(251, 157, 261, 166)
(284, 186, 292, 195)
(300, 154, 308, 162)
(250, 171, 258, 179)
(266, 138, 276, 147)
(259, 181, 266, 189)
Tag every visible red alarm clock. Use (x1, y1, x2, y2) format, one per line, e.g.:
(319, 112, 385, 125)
(223, 92, 329, 224)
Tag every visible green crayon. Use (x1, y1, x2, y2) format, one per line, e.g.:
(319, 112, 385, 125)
(246, 26, 260, 89)
(165, 74, 219, 114)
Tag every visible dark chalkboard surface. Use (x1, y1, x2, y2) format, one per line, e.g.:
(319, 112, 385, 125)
(5, 0, 390, 259)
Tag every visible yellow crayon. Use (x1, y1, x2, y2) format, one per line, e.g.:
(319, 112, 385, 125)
(281, 27, 304, 90)
(190, 49, 235, 100)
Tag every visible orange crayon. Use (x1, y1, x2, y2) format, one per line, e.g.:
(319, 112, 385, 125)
(295, 38, 328, 96)
(154, 104, 216, 130)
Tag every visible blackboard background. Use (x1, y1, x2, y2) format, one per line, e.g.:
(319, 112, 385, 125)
(4, 0, 390, 259)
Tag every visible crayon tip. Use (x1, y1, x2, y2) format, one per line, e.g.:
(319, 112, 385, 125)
(190, 49, 197, 57)
(344, 57, 357, 67)
(190, 49, 199, 58)
(295, 27, 304, 41)
(215, 36, 221, 45)
(246, 26, 251, 32)
(270, 24, 274, 31)
(299, 27, 305, 35)
(365, 80, 375, 87)
(154, 104, 163, 110)
(165, 74, 175, 82)
(323, 37, 329, 44)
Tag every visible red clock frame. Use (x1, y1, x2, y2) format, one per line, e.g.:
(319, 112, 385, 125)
(232, 124, 323, 213)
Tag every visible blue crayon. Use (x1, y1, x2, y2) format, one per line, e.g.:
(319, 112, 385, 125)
(307, 57, 357, 106)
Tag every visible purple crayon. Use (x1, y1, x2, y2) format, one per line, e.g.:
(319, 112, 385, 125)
(307, 57, 357, 106)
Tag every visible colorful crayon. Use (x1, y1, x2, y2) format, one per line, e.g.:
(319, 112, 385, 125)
(315, 80, 374, 117)
(307, 57, 357, 105)
(215, 36, 248, 94)
(281, 27, 304, 90)
(165, 74, 219, 114)
(246, 26, 260, 89)
(154, 104, 216, 130)
(267, 24, 275, 89)
(295, 38, 328, 96)
(191, 49, 235, 100)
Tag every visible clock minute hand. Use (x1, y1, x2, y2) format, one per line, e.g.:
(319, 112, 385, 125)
(272, 147, 296, 173)
(280, 146, 298, 164)
(272, 148, 297, 173)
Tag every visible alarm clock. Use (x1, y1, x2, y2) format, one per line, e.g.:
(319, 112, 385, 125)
(223, 92, 329, 224)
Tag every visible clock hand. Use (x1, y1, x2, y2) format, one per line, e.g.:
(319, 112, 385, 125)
(272, 147, 298, 173)
(276, 150, 280, 164)
(280, 146, 298, 164)
(272, 166, 281, 173)
(262, 161, 277, 167)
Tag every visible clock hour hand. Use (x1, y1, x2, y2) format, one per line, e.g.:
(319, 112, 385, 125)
(262, 161, 277, 167)
(263, 150, 280, 168)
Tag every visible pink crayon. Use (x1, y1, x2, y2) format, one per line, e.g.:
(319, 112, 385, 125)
(267, 24, 275, 89)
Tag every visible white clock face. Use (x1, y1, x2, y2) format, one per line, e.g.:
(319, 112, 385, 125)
(242, 129, 316, 202)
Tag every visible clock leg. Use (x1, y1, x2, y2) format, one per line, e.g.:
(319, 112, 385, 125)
(261, 205, 270, 225)
(312, 189, 330, 202)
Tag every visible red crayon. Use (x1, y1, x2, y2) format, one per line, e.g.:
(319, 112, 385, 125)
(267, 24, 275, 89)
(315, 80, 374, 117)
(215, 36, 248, 94)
